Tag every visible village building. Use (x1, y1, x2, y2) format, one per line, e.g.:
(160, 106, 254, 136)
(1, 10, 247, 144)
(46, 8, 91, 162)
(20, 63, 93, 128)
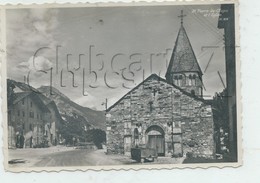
(38, 95, 62, 146)
(8, 91, 50, 148)
(106, 13, 215, 158)
(7, 80, 62, 148)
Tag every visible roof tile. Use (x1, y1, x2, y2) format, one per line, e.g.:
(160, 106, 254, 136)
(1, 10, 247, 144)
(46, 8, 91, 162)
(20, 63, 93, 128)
(166, 25, 202, 76)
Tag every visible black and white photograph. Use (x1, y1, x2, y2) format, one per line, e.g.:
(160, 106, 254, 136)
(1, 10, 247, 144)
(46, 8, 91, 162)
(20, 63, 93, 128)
(2, 1, 241, 171)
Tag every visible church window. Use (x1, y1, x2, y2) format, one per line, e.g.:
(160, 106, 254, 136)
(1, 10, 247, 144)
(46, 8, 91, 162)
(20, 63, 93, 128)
(188, 74, 197, 86)
(22, 111, 25, 117)
(178, 75, 183, 86)
(192, 75, 196, 85)
(153, 89, 157, 97)
(30, 101, 33, 108)
(198, 87, 202, 96)
(188, 75, 192, 86)
(17, 110, 20, 116)
(191, 90, 195, 95)
(22, 99, 24, 105)
(173, 75, 178, 85)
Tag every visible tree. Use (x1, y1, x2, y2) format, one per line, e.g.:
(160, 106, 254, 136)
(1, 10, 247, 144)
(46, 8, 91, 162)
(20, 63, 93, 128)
(86, 129, 106, 149)
(212, 88, 229, 154)
(59, 114, 86, 145)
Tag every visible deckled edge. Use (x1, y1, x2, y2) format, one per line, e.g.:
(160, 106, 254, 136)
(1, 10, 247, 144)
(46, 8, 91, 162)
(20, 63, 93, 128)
(0, 0, 242, 172)
(0, 0, 239, 8)
(1, 6, 9, 172)
(235, 0, 243, 169)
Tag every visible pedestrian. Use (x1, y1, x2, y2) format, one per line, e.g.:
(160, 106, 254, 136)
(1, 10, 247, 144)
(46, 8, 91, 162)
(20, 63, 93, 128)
(72, 137, 76, 147)
(16, 134, 20, 148)
(20, 135, 24, 148)
(30, 136, 33, 148)
(54, 138, 57, 146)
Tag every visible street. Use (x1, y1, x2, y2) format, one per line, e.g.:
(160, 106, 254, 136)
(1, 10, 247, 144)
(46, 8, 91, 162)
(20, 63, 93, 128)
(33, 149, 131, 167)
(8, 146, 183, 168)
(8, 146, 136, 167)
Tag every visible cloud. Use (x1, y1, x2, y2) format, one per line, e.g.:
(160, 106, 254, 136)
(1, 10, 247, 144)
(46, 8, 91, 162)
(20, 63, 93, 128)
(74, 93, 100, 110)
(7, 9, 60, 71)
(12, 56, 53, 88)
(17, 56, 53, 71)
(6, 8, 62, 87)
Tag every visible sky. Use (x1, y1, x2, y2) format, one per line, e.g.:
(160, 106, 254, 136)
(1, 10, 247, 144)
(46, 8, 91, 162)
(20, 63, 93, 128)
(6, 4, 227, 110)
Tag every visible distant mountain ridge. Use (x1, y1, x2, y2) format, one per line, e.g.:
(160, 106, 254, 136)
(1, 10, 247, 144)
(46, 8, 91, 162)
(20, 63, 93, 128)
(38, 85, 106, 130)
(7, 79, 106, 130)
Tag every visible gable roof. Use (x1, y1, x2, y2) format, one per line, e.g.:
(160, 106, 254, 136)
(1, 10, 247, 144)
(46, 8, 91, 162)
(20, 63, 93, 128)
(7, 79, 39, 93)
(12, 92, 50, 113)
(12, 92, 31, 104)
(166, 25, 202, 78)
(106, 74, 211, 112)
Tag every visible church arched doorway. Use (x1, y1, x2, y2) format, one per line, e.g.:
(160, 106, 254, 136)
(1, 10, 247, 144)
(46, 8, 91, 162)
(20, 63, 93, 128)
(145, 125, 165, 156)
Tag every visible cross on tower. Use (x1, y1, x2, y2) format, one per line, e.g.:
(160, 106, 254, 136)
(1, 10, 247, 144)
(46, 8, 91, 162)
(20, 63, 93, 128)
(178, 10, 186, 25)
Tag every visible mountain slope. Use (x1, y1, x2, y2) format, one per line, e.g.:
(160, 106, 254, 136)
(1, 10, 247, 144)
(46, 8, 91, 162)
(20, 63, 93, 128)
(37, 86, 106, 130)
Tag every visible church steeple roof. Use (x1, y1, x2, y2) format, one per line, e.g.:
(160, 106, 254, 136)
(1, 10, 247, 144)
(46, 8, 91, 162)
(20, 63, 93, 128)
(166, 15, 202, 78)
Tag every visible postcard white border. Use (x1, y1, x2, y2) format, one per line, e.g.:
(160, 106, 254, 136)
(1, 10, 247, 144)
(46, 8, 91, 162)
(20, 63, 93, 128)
(0, 0, 242, 172)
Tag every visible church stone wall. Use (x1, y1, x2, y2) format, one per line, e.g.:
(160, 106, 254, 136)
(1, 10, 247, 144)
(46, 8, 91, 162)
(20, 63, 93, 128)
(178, 94, 215, 158)
(106, 76, 215, 158)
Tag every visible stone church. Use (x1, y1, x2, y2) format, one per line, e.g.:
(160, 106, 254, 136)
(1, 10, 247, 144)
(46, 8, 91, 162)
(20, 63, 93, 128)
(106, 14, 215, 158)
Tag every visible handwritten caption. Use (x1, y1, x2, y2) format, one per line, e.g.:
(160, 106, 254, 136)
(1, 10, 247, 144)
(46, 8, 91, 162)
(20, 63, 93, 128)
(192, 8, 229, 19)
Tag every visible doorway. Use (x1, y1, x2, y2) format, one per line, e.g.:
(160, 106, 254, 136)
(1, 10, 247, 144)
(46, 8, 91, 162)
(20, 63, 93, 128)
(146, 125, 165, 156)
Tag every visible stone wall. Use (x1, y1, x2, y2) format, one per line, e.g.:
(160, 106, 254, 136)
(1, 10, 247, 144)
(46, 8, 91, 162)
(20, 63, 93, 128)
(106, 75, 215, 158)
(178, 93, 215, 158)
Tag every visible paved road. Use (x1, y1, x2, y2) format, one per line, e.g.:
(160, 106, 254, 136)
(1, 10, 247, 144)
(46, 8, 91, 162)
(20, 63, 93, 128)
(33, 149, 127, 167)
